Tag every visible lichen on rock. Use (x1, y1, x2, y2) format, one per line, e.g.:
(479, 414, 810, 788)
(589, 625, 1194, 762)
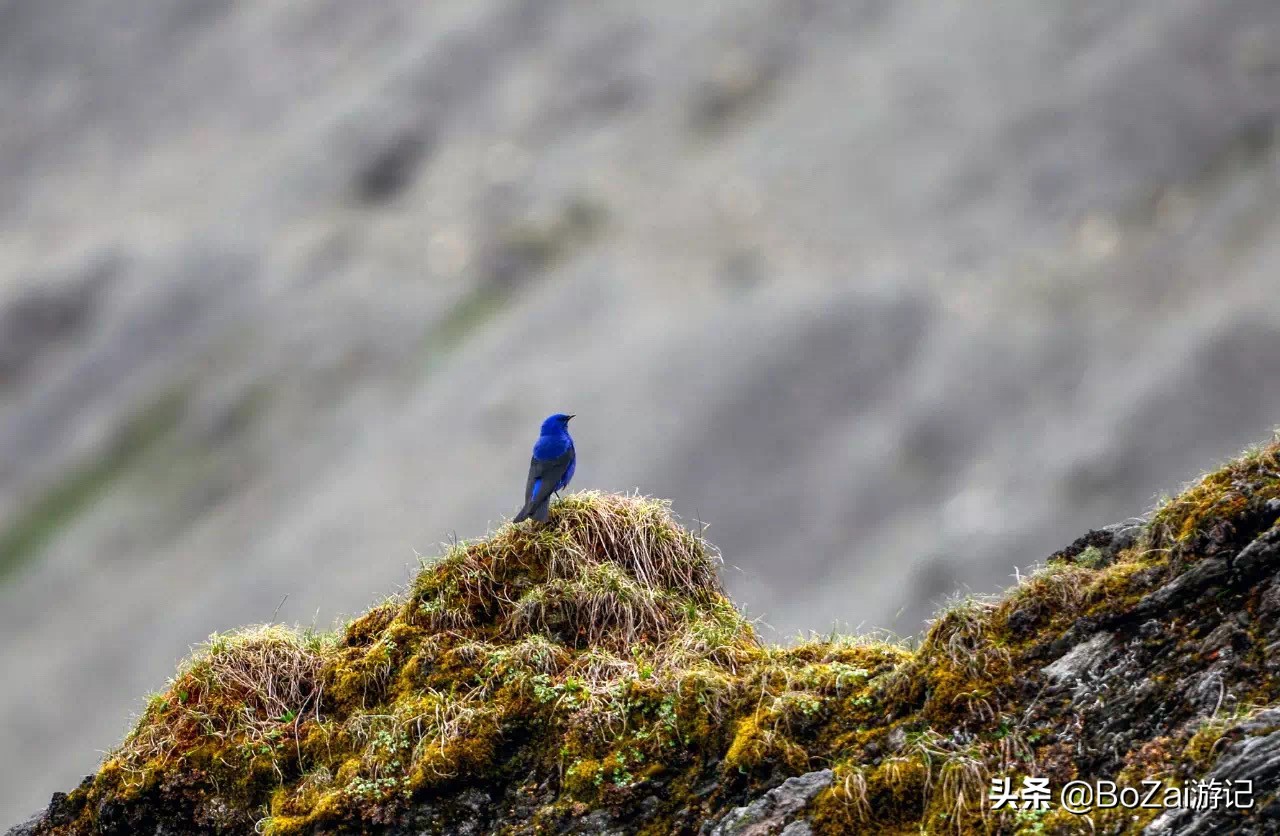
(12, 437, 1280, 834)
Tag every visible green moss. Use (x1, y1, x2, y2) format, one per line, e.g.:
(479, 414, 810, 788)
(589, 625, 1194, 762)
(1074, 545, 1107, 569)
(422, 285, 508, 358)
(421, 195, 607, 363)
(0, 386, 186, 578)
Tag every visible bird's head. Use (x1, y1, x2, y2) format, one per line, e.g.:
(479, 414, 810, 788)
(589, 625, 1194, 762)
(540, 413, 575, 435)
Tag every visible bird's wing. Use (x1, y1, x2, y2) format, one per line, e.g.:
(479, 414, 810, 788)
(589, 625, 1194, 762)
(517, 449, 574, 520)
(557, 445, 576, 491)
(523, 458, 540, 506)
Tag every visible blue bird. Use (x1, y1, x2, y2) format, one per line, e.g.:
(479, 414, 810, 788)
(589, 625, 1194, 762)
(514, 413, 576, 524)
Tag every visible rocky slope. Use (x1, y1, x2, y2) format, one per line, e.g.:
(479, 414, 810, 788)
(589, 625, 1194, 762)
(10, 437, 1280, 834)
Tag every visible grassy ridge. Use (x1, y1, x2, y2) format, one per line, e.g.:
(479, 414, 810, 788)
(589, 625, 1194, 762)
(39, 439, 1280, 833)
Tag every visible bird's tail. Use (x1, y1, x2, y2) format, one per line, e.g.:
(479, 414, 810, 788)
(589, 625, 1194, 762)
(513, 500, 551, 524)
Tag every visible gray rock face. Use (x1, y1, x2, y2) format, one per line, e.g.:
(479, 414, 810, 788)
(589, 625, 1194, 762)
(564, 809, 625, 836)
(4, 815, 42, 836)
(1041, 632, 1116, 695)
(6, 0, 1280, 824)
(707, 770, 833, 836)
(1145, 709, 1280, 835)
(777, 824, 813, 836)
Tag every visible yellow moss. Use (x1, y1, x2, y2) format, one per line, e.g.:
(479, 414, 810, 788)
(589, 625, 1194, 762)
(563, 757, 604, 797)
(995, 563, 1098, 640)
(1080, 553, 1166, 619)
(723, 712, 767, 771)
(1150, 439, 1280, 548)
(723, 707, 811, 774)
(866, 755, 930, 821)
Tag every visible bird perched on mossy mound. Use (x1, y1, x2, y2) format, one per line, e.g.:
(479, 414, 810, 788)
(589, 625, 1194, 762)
(514, 413, 576, 523)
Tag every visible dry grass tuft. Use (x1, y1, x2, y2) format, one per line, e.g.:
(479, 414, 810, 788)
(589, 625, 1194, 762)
(829, 765, 872, 822)
(541, 492, 721, 596)
(919, 595, 1003, 672)
(507, 561, 673, 650)
(405, 492, 727, 650)
(113, 625, 329, 781)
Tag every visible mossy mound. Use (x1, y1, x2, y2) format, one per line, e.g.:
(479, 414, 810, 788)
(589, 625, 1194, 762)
(20, 440, 1280, 835)
(38, 493, 781, 834)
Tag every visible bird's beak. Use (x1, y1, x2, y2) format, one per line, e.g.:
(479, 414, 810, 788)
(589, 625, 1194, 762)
(567, 414, 576, 420)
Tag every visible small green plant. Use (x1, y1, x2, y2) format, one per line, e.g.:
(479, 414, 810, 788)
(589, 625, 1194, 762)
(1075, 545, 1106, 569)
(1012, 805, 1050, 833)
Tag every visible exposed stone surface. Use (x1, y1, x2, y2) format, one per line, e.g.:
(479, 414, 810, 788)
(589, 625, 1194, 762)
(1146, 709, 1280, 835)
(706, 770, 832, 836)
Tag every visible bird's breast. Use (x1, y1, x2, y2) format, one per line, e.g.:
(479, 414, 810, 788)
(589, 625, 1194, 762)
(532, 434, 572, 460)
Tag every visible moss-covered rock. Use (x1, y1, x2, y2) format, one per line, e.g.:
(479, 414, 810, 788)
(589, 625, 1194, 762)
(13, 439, 1280, 834)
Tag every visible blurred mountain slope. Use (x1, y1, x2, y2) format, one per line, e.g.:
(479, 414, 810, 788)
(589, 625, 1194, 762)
(2, 0, 1280, 823)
